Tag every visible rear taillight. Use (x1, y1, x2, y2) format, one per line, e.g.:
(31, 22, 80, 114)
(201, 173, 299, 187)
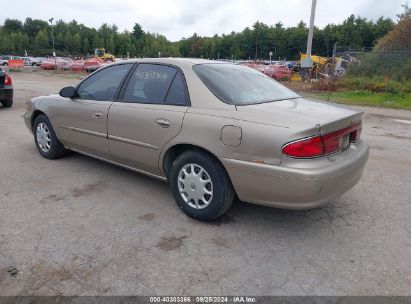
(283, 136, 324, 158)
(283, 123, 362, 158)
(4, 74, 12, 85)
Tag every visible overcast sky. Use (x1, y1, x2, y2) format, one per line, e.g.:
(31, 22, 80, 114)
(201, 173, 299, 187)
(1, 0, 405, 41)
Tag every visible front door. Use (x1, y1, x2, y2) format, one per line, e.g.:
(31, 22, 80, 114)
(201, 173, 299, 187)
(56, 63, 133, 158)
(108, 63, 190, 176)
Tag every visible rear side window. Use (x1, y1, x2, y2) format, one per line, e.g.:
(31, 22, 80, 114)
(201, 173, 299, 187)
(122, 64, 188, 105)
(77, 64, 132, 101)
(193, 63, 300, 105)
(165, 72, 189, 106)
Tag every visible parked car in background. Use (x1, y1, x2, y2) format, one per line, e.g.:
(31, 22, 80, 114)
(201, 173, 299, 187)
(40, 58, 73, 70)
(71, 60, 85, 72)
(0, 66, 13, 107)
(40, 59, 57, 70)
(240, 62, 292, 81)
(84, 58, 104, 73)
(22, 57, 43, 66)
(0, 55, 21, 66)
(0, 56, 11, 66)
(269, 62, 292, 80)
(24, 58, 369, 221)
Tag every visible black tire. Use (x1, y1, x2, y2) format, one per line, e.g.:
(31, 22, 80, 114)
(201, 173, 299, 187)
(1, 99, 13, 108)
(2, 62, 7, 66)
(33, 115, 66, 159)
(169, 150, 235, 221)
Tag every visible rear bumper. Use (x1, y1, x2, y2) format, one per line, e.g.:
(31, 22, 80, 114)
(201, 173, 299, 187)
(221, 140, 369, 209)
(0, 87, 13, 101)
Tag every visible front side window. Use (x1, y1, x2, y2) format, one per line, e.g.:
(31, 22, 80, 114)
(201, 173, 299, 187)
(77, 64, 132, 100)
(122, 64, 180, 104)
(193, 63, 300, 105)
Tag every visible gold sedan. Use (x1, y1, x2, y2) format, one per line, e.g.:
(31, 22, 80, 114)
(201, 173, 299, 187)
(24, 58, 369, 221)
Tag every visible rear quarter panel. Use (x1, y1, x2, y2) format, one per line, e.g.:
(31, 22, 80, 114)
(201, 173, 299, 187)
(159, 107, 300, 175)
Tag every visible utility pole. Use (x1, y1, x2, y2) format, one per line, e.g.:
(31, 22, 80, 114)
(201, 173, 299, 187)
(301, 0, 317, 68)
(331, 42, 337, 77)
(48, 18, 56, 71)
(255, 41, 258, 60)
(48, 18, 55, 56)
(332, 42, 337, 59)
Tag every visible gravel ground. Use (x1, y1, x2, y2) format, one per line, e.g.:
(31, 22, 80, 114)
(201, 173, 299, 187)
(0, 71, 410, 296)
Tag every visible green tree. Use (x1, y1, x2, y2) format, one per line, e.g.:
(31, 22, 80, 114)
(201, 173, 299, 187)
(34, 29, 50, 54)
(3, 19, 23, 33)
(82, 37, 90, 54)
(132, 23, 144, 41)
(0, 13, 401, 59)
(23, 18, 48, 41)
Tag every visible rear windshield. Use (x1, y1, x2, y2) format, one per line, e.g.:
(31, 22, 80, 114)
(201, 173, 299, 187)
(193, 63, 300, 105)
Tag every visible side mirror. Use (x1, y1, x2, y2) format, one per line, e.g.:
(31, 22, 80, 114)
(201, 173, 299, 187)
(59, 86, 77, 98)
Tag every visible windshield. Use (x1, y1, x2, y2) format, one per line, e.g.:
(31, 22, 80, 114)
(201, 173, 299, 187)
(193, 63, 300, 105)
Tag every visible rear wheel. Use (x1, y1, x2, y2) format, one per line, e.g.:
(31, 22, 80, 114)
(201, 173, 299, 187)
(169, 150, 235, 221)
(1, 100, 13, 108)
(33, 115, 66, 159)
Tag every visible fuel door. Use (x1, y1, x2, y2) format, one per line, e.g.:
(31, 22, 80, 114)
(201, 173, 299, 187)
(221, 125, 242, 147)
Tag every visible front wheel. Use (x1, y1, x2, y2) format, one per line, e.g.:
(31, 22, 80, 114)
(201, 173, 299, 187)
(33, 115, 67, 159)
(169, 150, 235, 221)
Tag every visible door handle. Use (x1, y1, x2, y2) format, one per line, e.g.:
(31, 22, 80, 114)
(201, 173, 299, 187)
(155, 118, 170, 128)
(93, 112, 103, 119)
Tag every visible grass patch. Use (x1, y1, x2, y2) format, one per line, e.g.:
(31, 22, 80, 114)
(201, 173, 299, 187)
(302, 90, 411, 110)
(334, 77, 411, 94)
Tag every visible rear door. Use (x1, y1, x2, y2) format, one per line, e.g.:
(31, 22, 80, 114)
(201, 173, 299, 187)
(108, 63, 190, 176)
(57, 63, 133, 158)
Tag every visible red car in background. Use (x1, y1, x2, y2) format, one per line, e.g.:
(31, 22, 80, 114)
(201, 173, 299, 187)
(0, 66, 13, 107)
(71, 60, 85, 72)
(40, 58, 73, 70)
(83, 58, 103, 73)
(263, 63, 292, 80)
(240, 62, 291, 81)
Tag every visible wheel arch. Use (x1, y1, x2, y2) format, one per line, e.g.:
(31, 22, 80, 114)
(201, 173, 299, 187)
(162, 144, 228, 181)
(31, 110, 46, 132)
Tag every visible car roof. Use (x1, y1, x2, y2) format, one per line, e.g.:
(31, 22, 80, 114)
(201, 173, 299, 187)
(112, 57, 228, 69)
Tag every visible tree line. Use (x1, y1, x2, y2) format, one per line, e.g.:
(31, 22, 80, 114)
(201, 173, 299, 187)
(0, 14, 397, 60)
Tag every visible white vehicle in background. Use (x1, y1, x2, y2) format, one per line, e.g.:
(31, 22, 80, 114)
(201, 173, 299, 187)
(22, 57, 43, 66)
(0, 55, 21, 66)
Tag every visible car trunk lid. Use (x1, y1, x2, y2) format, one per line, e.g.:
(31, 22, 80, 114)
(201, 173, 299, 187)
(235, 97, 363, 135)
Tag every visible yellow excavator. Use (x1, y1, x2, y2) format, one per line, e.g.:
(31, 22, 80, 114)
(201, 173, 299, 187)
(300, 53, 328, 66)
(94, 48, 115, 62)
(295, 53, 333, 81)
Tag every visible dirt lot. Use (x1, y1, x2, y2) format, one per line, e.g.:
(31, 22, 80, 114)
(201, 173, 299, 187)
(0, 71, 410, 295)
